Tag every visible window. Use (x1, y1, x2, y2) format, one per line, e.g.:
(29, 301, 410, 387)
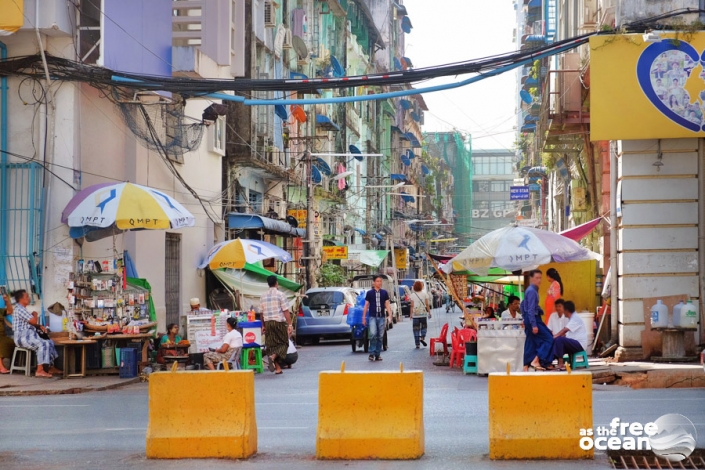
(209, 116, 226, 156)
(473, 181, 490, 192)
(249, 190, 263, 213)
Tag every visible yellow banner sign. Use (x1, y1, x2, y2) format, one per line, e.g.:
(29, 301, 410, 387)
(591, 32, 705, 140)
(394, 248, 408, 270)
(322, 246, 348, 260)
(287, 209, 307, 229)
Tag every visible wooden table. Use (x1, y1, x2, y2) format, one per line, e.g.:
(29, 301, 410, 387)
(55, 339, 97, 379)
(105, 333, 153, 364)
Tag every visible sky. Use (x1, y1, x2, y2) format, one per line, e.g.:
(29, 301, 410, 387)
(404, 0, 518, 151)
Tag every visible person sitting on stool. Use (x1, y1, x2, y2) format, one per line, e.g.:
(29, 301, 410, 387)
(11, 289, 60, 378)
(551, 300, 588, 369)
(204, 317, 242, 370)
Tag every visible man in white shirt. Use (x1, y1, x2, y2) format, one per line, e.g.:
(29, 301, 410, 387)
(500, 295, 522, 321)
(551, 300, 588, 369)
(547, 299, 569, 335)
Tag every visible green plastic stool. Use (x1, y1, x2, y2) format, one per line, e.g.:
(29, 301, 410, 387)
(570, 350, 589, 370)
(463, 355, 478, 375)
(241, 347, 264, 374)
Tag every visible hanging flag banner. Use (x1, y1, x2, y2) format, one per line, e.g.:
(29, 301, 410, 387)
(591, 32, 705, 140)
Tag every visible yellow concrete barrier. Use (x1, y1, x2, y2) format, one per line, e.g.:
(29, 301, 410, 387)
(489, 371, 593, 460)
(317, 362, 424, 460)
(146, 370, 257, 459)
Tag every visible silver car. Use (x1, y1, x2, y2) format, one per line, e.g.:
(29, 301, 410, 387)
(296, 287, 359, 344)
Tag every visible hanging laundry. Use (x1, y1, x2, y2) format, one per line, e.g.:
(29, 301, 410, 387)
(291, 9, 307, 38)
(337, 164, 346, 190)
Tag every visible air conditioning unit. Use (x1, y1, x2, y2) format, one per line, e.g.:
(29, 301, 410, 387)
(264, 1, 276, 28)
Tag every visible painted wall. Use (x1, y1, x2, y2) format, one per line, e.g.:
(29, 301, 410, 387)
(616, 138, 701, 352)
(103, 0, 172, 76)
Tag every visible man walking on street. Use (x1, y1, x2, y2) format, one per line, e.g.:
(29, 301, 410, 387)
(362, 275, 393, 362)
(260, 275, 293, 375)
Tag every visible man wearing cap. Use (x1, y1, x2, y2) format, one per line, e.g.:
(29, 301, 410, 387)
(260, 275, 292, 375)
(189, 298, 211, 315)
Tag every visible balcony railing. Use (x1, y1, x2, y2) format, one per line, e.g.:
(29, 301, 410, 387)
(173, 0, 204, 46)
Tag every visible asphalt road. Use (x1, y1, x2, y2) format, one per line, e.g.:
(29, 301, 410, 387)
(1, 306, 704, 470)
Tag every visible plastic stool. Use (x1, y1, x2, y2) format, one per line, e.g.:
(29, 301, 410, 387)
(240, 347, 264, 374)
(463, 354, 478, 375)
(570, 350, 589, 370)
(10, 348, 36, 377)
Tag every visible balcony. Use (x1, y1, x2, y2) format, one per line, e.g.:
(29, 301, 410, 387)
(230, 149, 301, 184)
(537, 53, 590, 151)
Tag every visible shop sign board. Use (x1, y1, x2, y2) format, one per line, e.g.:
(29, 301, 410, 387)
(287, 209, 307, 228)
(394, 248, 409, 270)
(591, 32, 705, 140)
(341, 252, 361, 267)
(510, 186, 530, 200)
(322, 246, 349, 260)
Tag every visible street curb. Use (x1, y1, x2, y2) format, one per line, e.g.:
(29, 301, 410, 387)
(0, 377, 142, 397)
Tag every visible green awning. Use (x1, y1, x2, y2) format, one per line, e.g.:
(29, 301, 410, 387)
(348, 249, 389, 267)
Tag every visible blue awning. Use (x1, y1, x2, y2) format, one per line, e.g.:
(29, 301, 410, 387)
(330, 55, 345, 77)
(400, 191, 415, 203)
(289, 72, 322, 94)
(528, 0, 541, 7)
(520, 89, 533, 104)
(401, 16, 413, 33)
(314, 158, 332, 175)
(274, 104, 288, 121)
(311, 165, 323, 184)
(316, 114, 340, 132)
(406, 149, 415, 159)
(400, 99, 412, 110)
(402, 57, 413, 68)
(227, 213, 305, 238)
(401, 156, 411, 166)
(421, 164, 430, 175)
(521, 123, 536, 133)
(525, 35, 547, 43)
(354, 228, 366, 235)
(390, 173, 406, 181)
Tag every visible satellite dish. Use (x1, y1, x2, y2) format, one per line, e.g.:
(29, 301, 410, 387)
(286, 215, 299, 228)
(292, 35, 308, 60)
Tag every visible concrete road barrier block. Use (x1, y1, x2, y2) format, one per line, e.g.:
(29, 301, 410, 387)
(146, 370, 257, 459)
(489, 371, 593, 460)
(317, 368, 424, 460)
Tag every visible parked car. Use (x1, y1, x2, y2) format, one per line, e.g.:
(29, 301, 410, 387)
(296, 287, 358, 344)
(399, 286, 412, 317)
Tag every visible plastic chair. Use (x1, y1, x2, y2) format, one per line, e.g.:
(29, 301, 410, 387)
(217, 348, 242, 370)
(457, 328, 476, 343)
(429, 323, 449, 357)
(570, 350, 589, 370)
(449, 331, 466, 369)
(10, 348, 36, 377)
(240, 346, 264, 373)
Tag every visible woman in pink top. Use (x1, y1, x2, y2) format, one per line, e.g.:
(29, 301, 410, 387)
(544, 268, 563, 325)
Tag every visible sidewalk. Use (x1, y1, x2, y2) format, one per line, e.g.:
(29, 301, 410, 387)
(0, 373, 142, 396)
(588, 359, 705, 388)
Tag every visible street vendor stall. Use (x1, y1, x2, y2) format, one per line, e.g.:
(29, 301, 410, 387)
(476, 319, 525, 374)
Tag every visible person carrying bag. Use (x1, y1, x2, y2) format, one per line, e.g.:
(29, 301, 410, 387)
(410, 281, 432, 349)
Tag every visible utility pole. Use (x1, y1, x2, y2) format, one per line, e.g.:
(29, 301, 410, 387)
(304, 107, 317, 290)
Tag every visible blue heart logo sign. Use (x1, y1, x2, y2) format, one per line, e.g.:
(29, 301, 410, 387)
(637, 40, 705, 132)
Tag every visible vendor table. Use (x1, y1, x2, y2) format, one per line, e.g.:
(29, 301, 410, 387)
(476, 320, 525, 375)
(105, 333, 153, 363)
(55, 339, 97, 379)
